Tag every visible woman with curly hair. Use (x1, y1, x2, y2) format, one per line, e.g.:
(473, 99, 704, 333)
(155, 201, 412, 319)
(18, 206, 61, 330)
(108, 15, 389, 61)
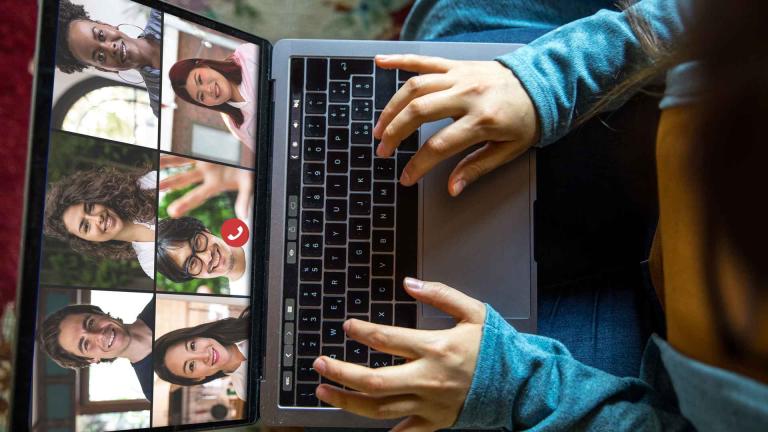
(168, 43, 259, 149)
(154, 312, 250, 400)
(44, 167, 157, 278)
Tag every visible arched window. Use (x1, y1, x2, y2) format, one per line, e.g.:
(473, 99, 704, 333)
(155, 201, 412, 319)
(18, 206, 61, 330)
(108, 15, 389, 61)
(52, 77, 158, 148)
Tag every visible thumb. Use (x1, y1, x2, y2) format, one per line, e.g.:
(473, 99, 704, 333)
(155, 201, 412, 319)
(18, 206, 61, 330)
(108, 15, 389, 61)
(403, 277, 486, 324)
(391, 415, 435, 432)
(448, 140, 528, 196)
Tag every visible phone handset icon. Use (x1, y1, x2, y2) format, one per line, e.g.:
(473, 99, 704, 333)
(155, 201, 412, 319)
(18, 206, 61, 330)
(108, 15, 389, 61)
(227, 226, 244, 241)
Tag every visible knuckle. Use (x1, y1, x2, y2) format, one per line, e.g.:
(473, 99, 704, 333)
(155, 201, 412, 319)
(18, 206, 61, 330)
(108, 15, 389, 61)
(362, 373, 386, 393)
(405, 76, 424, 93)
(408, 98, 427, 117)
(424, 137, 448, 156)
(382, 125, 397, 142)
(461, 162, 485, 182)
(367, 329, 390, 350)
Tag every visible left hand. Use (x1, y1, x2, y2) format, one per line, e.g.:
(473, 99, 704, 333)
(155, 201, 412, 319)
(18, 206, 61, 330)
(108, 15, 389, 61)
(313, 278, 486, 432)
(159, 154, 254, 219)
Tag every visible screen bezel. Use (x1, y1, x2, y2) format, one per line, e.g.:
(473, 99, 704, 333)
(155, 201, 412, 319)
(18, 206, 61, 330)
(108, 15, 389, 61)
(10, 0, 273, 430)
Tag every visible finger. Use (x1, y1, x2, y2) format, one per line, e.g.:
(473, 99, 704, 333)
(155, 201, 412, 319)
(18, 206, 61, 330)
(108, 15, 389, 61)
(392, 415, 435, 432)
(313, 356, 421, 396)
(447, 140, 530, 196)
(234, 186, 253, 221)
(343, 318, 433, 358)
(399, 117, 481, 186)
(377, 89, 464, 158)
(159, 169, 203, 191)
(315, 384, 420, 420)
(375, 54, 455, 74)
(403, 278, 486, 324)
(374, 73, 453, 142)
(167, 184, 216, 217)
(159, 154, 194, 168)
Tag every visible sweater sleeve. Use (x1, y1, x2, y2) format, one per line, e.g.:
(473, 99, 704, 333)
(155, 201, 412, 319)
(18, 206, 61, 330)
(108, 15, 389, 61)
(454, 306, 693, 431)
(496, 0, 688, 146)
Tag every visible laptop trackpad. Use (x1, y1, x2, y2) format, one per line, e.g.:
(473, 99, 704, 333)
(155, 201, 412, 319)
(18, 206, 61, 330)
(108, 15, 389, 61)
(418, 123, 533, 325)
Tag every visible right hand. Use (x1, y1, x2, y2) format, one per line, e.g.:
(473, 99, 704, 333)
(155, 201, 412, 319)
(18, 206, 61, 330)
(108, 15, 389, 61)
(374, 54, 540, 196)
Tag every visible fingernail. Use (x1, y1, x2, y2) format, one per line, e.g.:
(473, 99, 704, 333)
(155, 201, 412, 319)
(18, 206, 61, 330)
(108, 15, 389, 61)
(343, 319, 352, 332)
(314, 358, 326, 374)
(376, 54, 393, 60)
(453, 179, 466, 196)
(400, 169, 411, 185)
(316, 384, 328, 399)
(404, 277, 423, 291)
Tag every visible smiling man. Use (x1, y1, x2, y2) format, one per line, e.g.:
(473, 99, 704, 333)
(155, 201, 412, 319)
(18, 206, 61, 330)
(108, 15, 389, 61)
(37, 300, 154, 400)
(156, 216, 252, 295)
(55, 0, 162, 116)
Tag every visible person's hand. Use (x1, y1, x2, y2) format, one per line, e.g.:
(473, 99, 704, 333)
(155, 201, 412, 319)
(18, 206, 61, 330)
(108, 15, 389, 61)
(374, 54, 540, 196)
(313, 278, 486, 431)
(159, 154, 253, 219)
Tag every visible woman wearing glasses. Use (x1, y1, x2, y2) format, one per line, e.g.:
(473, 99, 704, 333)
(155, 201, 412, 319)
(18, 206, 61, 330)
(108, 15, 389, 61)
(153, 311, 250, 401)
(156, 216, 251, 295)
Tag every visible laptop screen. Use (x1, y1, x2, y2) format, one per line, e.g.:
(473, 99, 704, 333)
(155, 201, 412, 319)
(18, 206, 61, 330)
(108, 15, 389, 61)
(19, 0, 268, 430)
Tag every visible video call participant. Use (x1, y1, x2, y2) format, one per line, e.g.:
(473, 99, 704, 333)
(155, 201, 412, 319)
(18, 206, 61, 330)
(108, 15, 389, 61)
(169, 43, 259, 149)
(153, 313, 249, 400)
(37, 300, 154, 400)
(44, 167, 157, 278)
(56, 0, 162, 117)
(156, 216, 252, 295)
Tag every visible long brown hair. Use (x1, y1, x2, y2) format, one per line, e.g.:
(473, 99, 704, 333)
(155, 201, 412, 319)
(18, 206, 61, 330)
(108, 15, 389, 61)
(169, 57, 245, 127)
(43, 166, 156, 260)
(153, 311, 250, 386)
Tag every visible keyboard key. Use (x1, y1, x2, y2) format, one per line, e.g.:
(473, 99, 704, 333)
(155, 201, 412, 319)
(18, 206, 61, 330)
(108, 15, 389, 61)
(347, 266, 370, 288)
(372, 230, 394, 252)
(330, 59, 373, 80)
(346, 340, 369, 364)
(325, 199, 347, 221)
(303, 163, 324, 185)
(371, 278, 393, 301)
(329, 104, 349, 126)
(349, 217, 371, 240)
(325, 223, 347, 245)
(348, 241, 370, 264)
(329, 81, 350, 103)
(397, 152, 414, 179)
(374, 158, 396, 180)
(401, 131, 419, 151)
(393, 357, 407, 366)
(371, 303, 393, 325)
(300, 259, 322, 281)
(306, 58, 328, 91)
(305, 92, 327, 114)
(322, 345, 344, 361)
(347, 314, 369, 322)
(324, 272, 346, 294)
(328, 128, 349, 149)
(283, 343, 294, 367)
(398, 69, 418, 82)
(395, 303, 418, 328)
(299, 309, 321, 331)
(299, 283, 321, 306)
(351, 99, 373, 120)
(372, 254, 393, 276)
(396, 183, 418, 300)
(322, 321, 345, 344)
(350, 170, 372, 192)
(372, 206, 394, 228)
(301, 211, 323, 233)
(375, 67, 396, 110)
(324, 247, 346, 270)
(351, 146, 372, 168)
(350, 193, 371, 215)
(303, 139, 325, 161)
(370, 352, 393, 368)
(323, 296, 345, 319)
(300, 235, 322, 257)
(373, 182, 395, 204)
(304, 115, 325, 138)
(297, 357, 319, 381)
(302, 187, 323, 208)
(347, 291, 369, 314)
(326, 175, 348, 197)
(327, 151, 349, 173)
(351, 122, 373, 144)
(296, 383, 319, 407)
(352, 76, 373, 98)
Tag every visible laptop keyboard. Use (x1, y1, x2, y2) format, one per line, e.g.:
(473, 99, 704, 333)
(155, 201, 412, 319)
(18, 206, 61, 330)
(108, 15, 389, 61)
(281, 57, 419, 407)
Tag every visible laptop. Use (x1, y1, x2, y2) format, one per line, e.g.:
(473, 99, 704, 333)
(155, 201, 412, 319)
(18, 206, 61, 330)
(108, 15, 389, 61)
(12, 0, 536, 430)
